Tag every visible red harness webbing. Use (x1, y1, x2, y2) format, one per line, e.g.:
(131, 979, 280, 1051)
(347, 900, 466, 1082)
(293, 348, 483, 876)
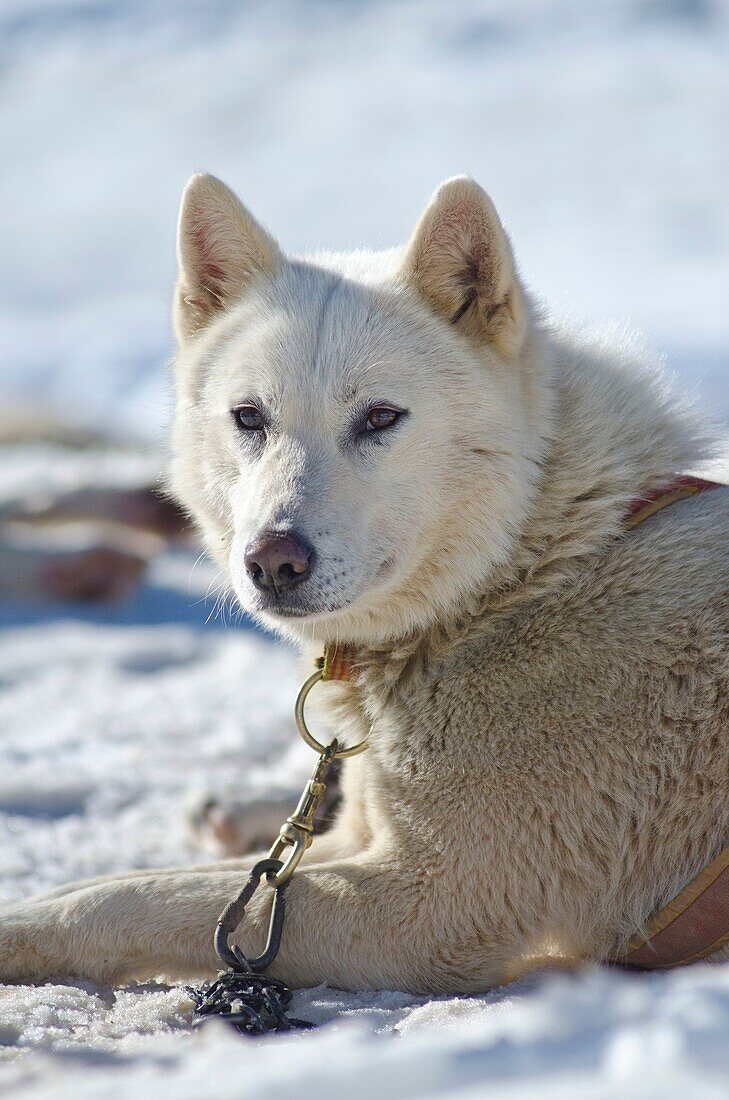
(320, 475, 728, 969)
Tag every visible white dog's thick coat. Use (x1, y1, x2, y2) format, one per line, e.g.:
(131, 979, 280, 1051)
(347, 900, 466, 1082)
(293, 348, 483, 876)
(1, 175, 727, 991)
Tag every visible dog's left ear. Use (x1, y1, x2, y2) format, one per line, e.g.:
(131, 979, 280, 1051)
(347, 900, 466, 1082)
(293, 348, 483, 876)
(400, 177, 527, 358)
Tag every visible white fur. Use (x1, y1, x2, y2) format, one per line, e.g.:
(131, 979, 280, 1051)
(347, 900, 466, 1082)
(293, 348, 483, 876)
(0, 175, 726, 992)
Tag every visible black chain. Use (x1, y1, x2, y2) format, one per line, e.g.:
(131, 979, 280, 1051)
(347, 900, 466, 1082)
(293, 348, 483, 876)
(188, 969, 313, 1035)
(187, 733, 346, 1037)
(188, 857, 314, 1036)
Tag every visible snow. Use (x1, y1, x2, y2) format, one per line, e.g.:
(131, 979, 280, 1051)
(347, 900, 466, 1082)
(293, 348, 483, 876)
(3, 965, 729, 1098)
(2, 494, 729, 1097)
(1, 0, 729, 1095)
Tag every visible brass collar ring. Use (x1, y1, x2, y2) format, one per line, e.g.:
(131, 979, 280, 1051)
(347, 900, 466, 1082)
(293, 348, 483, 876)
(294, 668, 368, 759)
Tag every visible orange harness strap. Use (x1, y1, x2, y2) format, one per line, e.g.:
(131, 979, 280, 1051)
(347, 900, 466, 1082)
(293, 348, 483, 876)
(614, 474, 728, 968)
(320, 475, 728, 969)
(624, 474, 721, 530)
(615, 847, 729, 968)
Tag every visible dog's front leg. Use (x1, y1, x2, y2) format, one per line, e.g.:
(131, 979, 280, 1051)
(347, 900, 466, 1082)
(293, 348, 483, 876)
(0, 849, 483, 993)
(0, 868, 255, 984)
(246, 852, 484, 994)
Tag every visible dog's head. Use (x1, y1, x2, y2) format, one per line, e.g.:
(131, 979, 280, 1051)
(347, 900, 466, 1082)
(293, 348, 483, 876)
(170, 174, 550, 644)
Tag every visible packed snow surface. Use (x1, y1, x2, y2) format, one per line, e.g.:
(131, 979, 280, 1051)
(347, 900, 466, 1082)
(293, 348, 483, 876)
(1, 553, 729, 1099)
(1, 0, 729, 1096)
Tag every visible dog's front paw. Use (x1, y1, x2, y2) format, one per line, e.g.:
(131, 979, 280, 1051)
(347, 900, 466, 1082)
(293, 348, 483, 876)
(0, 907, 65, 983)
(0, 894, 126, 985)
(187, 792, 296, 856)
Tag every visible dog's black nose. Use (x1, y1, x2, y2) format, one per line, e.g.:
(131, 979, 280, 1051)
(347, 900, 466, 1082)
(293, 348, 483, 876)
(244, 531, 313, 593)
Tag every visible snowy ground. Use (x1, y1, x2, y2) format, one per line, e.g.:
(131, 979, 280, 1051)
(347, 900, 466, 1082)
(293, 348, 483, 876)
(0, 525, 729, 1100)
(1, 0, 729, 1096)
(1, 469, 729, 1097)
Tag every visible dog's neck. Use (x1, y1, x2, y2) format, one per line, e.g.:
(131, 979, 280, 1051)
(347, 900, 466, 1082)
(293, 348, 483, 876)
(481, 327, 712, 608)
(304, 326, 714, 689)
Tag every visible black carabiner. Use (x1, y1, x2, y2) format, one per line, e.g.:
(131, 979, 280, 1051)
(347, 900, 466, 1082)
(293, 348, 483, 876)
(214, 857, 288, 973)
(192, 857, 311, 1036)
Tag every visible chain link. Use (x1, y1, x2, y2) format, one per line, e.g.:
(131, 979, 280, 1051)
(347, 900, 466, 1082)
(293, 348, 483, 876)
(191, 664, 367, 1036)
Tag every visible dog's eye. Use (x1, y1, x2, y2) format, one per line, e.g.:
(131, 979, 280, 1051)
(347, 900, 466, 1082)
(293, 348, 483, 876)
(233, 406, 265, 432)
(366, 407, 401, 432)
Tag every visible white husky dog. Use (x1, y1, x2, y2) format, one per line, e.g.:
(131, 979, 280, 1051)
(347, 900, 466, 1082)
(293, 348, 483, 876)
(1, 175, 727, 991)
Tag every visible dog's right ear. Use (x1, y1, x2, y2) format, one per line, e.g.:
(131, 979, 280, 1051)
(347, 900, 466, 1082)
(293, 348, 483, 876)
(174, 174, 282, 343)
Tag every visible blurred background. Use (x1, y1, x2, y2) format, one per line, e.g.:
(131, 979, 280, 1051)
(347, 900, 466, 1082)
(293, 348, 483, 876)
(1, 0, 728, 442)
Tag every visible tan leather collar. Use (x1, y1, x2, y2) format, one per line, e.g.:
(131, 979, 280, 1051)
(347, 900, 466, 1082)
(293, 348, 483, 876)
(316, 644, 354, 683)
